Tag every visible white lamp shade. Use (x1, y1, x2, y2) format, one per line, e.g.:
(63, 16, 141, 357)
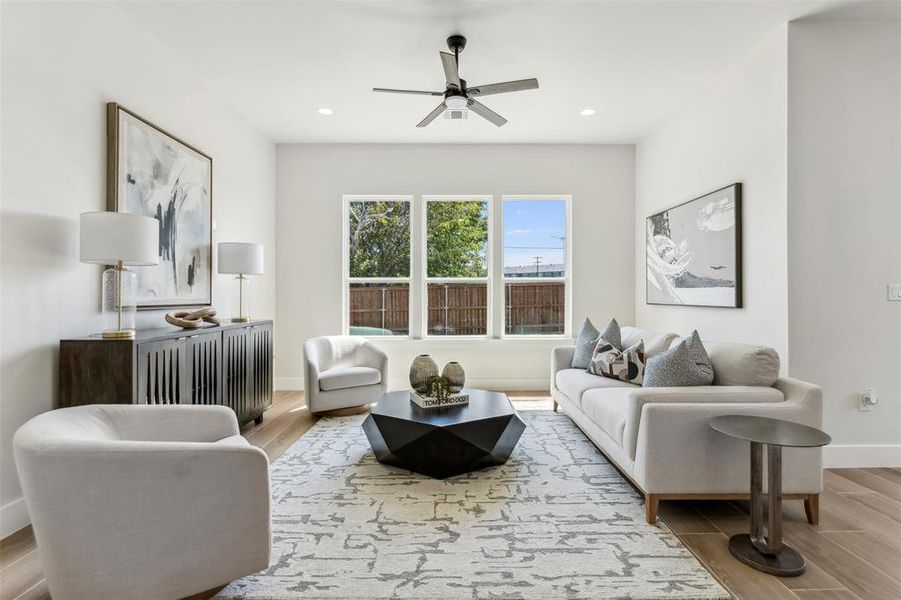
(79, 212, 159, 266)
(218, 242, 264, 275)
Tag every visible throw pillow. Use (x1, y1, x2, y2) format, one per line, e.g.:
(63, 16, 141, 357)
(644, 331, 714, 387)
(571, 318, 622, 369)
(587, 338, 646, 385)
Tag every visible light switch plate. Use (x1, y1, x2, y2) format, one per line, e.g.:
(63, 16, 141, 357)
(889, 283, 901, 301)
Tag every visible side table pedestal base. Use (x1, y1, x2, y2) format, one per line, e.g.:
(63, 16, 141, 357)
(728, 534, 806, 577)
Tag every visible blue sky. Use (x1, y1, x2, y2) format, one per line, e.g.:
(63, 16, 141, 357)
(503, 200, 566, 270)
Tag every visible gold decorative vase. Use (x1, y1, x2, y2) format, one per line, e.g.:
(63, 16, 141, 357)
(409, 355, 439, 394)
(442, 362, 465, 394)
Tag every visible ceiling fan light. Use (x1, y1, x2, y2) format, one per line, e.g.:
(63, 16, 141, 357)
(445, 96, 469, 111)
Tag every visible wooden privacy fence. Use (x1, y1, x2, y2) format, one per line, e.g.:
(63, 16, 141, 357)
(349, 281, 564, 336)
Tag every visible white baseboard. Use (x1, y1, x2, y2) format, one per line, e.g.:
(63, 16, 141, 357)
(274, 376, 549, 393)
(823, 444, 901, 468)
(1, 496, 29, 539)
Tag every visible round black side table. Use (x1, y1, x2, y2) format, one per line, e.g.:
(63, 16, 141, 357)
(710, 415, 831, 577)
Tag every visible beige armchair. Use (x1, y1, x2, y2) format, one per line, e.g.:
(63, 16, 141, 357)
(303, 336, 389, 413)
(13, 404, 270, 600)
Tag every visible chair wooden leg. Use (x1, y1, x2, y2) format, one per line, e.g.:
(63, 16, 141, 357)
(553, 400, 559, 413)
(645, 494, 659, 524)
(804, 494, 819, 525)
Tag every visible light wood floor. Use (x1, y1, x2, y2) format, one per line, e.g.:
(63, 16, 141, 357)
(1, 391, 899, 600)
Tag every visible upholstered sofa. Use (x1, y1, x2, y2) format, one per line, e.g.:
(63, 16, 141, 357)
(551, 326, 823, 524)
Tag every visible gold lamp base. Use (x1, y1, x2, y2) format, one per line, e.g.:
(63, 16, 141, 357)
(102, 329, 136, 339)
(232, 317, 251, 323)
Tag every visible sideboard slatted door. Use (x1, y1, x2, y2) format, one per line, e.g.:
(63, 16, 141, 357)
(186, 332, 223, 406)
(223, 328, 249, 421)
(247, 323, 273, 423)
(136, 338, 188, 405)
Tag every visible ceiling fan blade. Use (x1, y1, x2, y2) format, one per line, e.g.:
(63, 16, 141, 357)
(440, 51, 461, 89)
(468, 78, 539, 97)
(416, 102, 447, 128)
(373, 87, 444, 96)
(468, 99, 507, 127)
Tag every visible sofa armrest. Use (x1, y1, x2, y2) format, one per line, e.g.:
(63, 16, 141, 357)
(632, 377, 824, 494)
(550, 346, 576, 393)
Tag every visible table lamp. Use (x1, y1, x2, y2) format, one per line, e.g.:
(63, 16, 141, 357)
(218, 242, 264, 322)
(80, 212, 159, 339)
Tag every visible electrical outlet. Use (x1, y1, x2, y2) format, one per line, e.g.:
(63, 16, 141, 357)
(859, 389, 879, 411)
(888, 283, 901, 301)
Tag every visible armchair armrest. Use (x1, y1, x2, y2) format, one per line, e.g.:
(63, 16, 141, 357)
(358, 340, 389, 375)
(101, 404, 240, 443)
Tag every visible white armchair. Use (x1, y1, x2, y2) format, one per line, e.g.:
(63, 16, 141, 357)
(13, 404, 270, 600)
(303, 336, 388, 413)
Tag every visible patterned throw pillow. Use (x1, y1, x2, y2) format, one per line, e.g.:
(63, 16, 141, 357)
(644, 331, 714, 387)
(571, 318, 622, 369)
(587, 338, 646, 385)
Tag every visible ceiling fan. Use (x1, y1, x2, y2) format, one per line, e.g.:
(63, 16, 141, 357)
(373, 35, 539, 128)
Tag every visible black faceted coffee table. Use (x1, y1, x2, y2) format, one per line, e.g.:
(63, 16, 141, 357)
(362, 389, 526, 479)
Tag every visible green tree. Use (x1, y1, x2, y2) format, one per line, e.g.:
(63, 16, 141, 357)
(348, 201, 410, 277)
(427, 201, 489, 277)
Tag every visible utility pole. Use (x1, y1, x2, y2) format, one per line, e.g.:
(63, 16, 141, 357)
(533, 256, 542, 277)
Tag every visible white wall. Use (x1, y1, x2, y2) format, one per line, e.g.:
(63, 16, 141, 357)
(276, 144, 635, 390)
(787, 20, 901, 466)
(0, 2, 276, 536)
(635, 27, 789, 364)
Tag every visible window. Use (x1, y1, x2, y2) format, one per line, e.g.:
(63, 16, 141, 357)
(344, 197, 411, 336)
(424, 196, 491, 336)
(502, 197, 570, 336)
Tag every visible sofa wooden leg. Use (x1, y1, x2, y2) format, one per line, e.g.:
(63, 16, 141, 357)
(804, 494, 819, 525)
(553, 400, 558, 413)
(645, 494, 659, 524)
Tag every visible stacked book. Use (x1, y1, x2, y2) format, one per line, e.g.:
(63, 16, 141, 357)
(410, 391, 469, 409)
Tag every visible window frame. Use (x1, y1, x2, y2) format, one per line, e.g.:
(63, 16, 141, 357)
(500, 195, 572, 339)
(421, 195, 494, 339)
(341, 195, 414, 339)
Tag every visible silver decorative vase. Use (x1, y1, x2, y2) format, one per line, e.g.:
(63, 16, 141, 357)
(442, 362, 465, 394)
(409, 355, 439, 394)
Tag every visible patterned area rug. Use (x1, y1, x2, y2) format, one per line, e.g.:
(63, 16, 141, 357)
(217, 410, 728, 599)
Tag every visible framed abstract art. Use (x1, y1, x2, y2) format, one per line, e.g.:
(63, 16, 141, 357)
(646, 183, 742, 308)
(107, 103, 212, 309)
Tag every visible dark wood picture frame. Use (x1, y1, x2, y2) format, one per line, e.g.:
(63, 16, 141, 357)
(645, 183, 743, 308)
(107, 102, 213, 310)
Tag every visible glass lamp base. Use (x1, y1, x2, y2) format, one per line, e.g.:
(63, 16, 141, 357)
(102, 329, 136, 339)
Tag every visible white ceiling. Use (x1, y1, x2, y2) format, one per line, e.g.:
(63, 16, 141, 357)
(120, 0, 855, 143)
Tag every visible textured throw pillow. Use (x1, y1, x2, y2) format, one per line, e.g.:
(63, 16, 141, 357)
(571, 318, 622, 369)
(587, 338, 646, 385)
(644, 331, 714, 387)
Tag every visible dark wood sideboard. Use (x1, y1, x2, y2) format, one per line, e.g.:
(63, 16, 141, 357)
(59, 319, 273, 425)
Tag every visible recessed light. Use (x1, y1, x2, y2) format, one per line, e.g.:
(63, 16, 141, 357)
(580, 108, 596, 116)
(317, 107, 334, 116)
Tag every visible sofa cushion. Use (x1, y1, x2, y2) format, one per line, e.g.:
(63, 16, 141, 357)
(572, 318, 621, 369)
(704, 342, 780, 386)
(644, 332, 713, 387)
(581, 385, 785, 460)
(555, 368, 638, 408)
(319, 366, 382, 391)
(621, 326, 678, 359)
(587, 339, 646, 385)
